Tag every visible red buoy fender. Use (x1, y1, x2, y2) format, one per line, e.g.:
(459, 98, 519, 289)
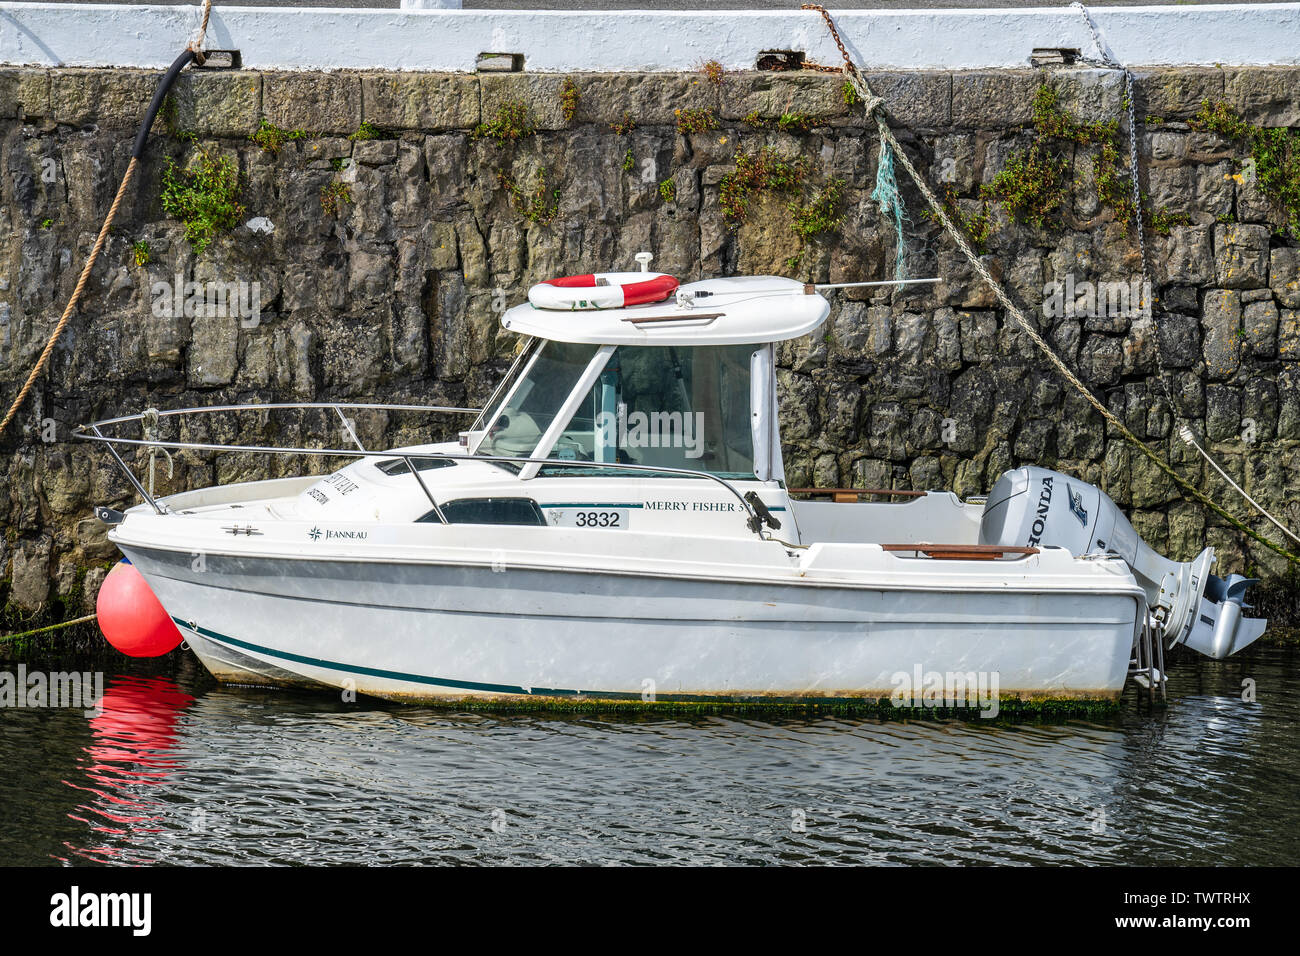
(96, 561, 184, 658)
(528, 272, 679, 310)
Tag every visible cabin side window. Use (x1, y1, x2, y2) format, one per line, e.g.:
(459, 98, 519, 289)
(417, 498, 547, 525)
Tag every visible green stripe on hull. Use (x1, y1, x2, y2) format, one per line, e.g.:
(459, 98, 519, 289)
(175, 618, 1124, 718)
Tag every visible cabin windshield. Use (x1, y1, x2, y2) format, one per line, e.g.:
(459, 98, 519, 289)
(544, 344, 756, 478)
(476, 340, 602, 461)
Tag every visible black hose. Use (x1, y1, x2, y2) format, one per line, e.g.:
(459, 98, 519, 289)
(131, 50, 197, 160)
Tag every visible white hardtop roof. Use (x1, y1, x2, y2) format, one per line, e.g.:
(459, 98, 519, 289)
(501, 275, 830, 346)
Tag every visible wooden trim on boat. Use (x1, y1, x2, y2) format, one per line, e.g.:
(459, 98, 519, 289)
(789, 487, 928, 504)
(880, 543, 1039, 561)
(620, 312, 724, 325)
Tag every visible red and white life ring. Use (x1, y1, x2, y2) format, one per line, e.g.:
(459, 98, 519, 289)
(527, 272, 679, 311)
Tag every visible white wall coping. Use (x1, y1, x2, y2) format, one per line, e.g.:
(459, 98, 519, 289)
(0, 3, 1298, 72)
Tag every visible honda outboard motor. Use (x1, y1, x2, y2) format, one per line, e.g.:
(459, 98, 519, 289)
(979, 467, 1267, 659)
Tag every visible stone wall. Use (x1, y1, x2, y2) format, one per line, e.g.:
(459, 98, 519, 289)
(1, 64, 1298, 618)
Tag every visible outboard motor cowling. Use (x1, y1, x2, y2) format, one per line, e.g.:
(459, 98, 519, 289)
(979, 467, 1267, 659)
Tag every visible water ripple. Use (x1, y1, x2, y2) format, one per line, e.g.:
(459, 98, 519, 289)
(0, 645, 1296, 865)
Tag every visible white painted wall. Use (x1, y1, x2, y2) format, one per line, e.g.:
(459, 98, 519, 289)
(0, 3, 1297, 72)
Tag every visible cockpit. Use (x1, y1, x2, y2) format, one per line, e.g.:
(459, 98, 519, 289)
(465, 340, 767, 480)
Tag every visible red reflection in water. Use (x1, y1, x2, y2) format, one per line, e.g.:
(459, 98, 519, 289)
(58, 675, 194, 864)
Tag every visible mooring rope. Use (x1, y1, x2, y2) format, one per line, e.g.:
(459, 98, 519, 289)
(0, 160, 140, 438)
(1071, 2, 1300, 551)
(0, 0, 215, 442)
(800, 3, 1300, 563)
(188, 0, 214, 65)
(0, 614, 97, 643)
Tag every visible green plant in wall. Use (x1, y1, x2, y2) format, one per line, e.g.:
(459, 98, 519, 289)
(159, 94, 177, 132)
(659, 178, 677, 203)
(1150, 207, 1191, 236)
(699, 60, 725, 87)
(675, 108, 718, 135)
(558, 79, 581, 125)
(790, 178, 846, 238)
(132, 240, 152, 267)
(786, 178, 845, 271)
(252, 118, 311, 155)
(320, 180, 353, 216)
(497, 168, 561, 226)
(719, 146, 809, 224)
(160, 151, 244, 254)
(622, 149, 635, 174)
(743, 111, 817, 133)
(473, 101, 537, 143)
(349, 120, 392, 142)
(980, 82, 1186, 240)
(841, 81, 860, 108)
(1190, 99, 1300, 238)
(1189, 100, 1253, 140)
(923, 183, 992, 254)
(610, 112, 637, 136)
(983, 141, 1069, 229)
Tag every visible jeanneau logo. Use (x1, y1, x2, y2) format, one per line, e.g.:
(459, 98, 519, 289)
(308, 526, 367, 542)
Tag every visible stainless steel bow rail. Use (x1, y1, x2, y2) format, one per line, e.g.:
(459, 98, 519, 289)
(72, 401, 770, 535)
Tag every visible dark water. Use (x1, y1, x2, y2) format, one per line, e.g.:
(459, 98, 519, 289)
(1, 638, 1297, 866)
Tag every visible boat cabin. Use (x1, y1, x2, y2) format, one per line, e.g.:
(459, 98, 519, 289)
(466, 275, 824, 481)
(280, 274, 985, 546)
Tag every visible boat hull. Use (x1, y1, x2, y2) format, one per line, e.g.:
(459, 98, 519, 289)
(120, 543, 1142, 705)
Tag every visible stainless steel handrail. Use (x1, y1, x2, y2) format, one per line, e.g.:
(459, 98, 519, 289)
(73, 402, 768, 534)
(75, 401, 479, 517)
(81, 401, 479, 430)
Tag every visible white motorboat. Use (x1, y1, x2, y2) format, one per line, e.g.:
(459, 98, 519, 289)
(78, 264, 1267, 709)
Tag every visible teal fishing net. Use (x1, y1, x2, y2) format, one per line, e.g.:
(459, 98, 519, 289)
(870, 139, 909, 281)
